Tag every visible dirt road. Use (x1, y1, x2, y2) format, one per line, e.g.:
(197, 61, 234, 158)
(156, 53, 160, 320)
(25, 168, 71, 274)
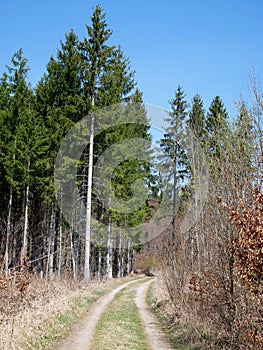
(56, 278, 173, 350)
(135, 280, 173, 350)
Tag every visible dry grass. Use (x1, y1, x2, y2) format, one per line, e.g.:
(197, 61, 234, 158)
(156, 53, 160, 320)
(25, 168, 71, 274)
(149, 273, 209, 350)
(0, 270, 131, 350)
(150, 272, 263, 350)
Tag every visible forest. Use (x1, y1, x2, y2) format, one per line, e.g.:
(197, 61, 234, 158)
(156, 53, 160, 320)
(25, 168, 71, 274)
(0, 5, 262, 349)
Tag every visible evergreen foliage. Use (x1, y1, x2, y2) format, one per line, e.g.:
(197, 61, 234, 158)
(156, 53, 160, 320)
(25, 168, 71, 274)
(188, 93, 206, 140)
(0, 6, 261, 306)
(0, 5, 153, 278)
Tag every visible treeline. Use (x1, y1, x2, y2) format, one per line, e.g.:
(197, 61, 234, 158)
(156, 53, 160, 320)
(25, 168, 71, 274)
(140, 81, 263, 348)
(0, 14, 262, 350)
(0, 6, 154, 279)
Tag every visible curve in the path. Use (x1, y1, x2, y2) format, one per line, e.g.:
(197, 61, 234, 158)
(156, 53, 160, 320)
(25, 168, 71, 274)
(57, 278, 147, 350)
(135, 280, 174, 350)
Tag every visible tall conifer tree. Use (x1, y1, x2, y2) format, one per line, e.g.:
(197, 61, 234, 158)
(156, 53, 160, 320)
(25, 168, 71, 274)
(160, 85, 189, 263)
(188, 94, 206, 141)
(205, 96, 229, 158)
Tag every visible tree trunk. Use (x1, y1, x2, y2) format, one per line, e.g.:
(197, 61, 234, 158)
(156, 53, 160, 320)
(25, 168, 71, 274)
(117, 231, 122, 278)
(121, 252, 124, 277)
(126, 238, 131, 275)
(77, 190, 83, 277)
(97, 249, 102, 280)
(131, 248, 135, 274)
(5, 187, 13, 275)
(58, 193, 63, 277)
(21, 183, 29, 265)
(70, 228, 77, 279)
(106, 217, 113, 279)
(84, 97, 95, 280)
(172, 152, 177, 268)
(47, 203, 55, 278)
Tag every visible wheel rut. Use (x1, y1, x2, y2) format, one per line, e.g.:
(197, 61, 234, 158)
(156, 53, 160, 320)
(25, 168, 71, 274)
(135, 280, 174, 350)
(56, 278, 173, 350)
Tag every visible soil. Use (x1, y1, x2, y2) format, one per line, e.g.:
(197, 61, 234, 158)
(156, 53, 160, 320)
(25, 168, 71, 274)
(56, 278, 173, 350)
(135, 280, 174, 350)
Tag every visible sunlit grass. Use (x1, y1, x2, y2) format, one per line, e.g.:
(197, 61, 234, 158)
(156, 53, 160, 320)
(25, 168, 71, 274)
(90, 283, 150, 350)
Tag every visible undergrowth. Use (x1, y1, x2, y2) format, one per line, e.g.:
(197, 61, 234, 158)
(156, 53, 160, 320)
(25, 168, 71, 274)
(147, 279, 205, 350)
(0, 269, 135, 350)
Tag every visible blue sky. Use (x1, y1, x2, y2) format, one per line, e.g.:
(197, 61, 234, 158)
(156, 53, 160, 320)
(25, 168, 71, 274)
(0, 0, 263, 117)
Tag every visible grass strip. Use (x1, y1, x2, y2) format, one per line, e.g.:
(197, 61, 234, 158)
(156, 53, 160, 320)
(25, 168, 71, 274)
(90, 282, 150, 350)
(25, 276, 143, 350)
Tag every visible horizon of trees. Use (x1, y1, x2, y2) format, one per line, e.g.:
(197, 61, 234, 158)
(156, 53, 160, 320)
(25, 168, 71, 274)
(138, 79, 263, 348)
(0, 0, 261, 287)
(0, 5, 154, 280)
(0, 5, 262, 349)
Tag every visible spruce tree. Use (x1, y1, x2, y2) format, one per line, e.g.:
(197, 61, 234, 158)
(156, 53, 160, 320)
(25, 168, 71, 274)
(205, 96, 229, 158)
(80, 5, 115, 279)
(188, 94, 206, 141)
(80, 5, 114, 109)
(2, 50, 32, 269)
(79, 5, 143, 279)
(36, 29, 84, 124)
(159, 85, 189, 261)
(233, 101, 255, 199)
(32, 5, 151, 278)
(36, 30, 85, 276)
(0, 49, 48, 270)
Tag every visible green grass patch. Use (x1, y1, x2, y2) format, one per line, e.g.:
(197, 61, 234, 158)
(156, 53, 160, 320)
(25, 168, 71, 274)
(90, 283, 150, 350)
(92, 289, 105, 296)
(25, 276, 146, 350)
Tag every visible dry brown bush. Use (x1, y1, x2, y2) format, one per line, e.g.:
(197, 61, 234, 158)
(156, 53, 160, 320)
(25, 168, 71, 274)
(148, 191, 263, 350)
(0, 268, 122, 350)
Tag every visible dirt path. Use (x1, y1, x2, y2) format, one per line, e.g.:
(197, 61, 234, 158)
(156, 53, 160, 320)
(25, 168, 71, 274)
(135, 280, 174, 350)
(56, 278, 173, 350)
(56, 278, 145, 350)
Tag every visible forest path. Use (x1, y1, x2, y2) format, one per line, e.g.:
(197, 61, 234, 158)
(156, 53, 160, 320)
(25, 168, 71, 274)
(56, 278, 173, 350)
(135, 280, 174, 350)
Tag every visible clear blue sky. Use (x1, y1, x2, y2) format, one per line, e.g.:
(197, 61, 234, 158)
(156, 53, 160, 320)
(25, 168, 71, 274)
(1, 0, 263, 117)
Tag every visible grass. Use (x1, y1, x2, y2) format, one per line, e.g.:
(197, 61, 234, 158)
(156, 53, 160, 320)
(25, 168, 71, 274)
(28, 293, 98, 350)
(29, 279, 145, 350)
(90, 282, 150, 350)
(0, 274, 142, 350)
(146, 283, 202, 350)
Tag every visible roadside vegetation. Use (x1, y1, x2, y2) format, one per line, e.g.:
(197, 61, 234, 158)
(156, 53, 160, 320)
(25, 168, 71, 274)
(138, 75, 263, 349)
(0, 4, 262, 350)
(0, 272, 136, 350)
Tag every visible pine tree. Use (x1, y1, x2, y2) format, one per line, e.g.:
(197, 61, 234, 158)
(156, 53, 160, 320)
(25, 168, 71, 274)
(188, 94, 206, 141)
(159, 85, 189, 262)
(205, 96, 229, 158)
(80, 5, 141, 279)
(0, 50, 49, 271)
